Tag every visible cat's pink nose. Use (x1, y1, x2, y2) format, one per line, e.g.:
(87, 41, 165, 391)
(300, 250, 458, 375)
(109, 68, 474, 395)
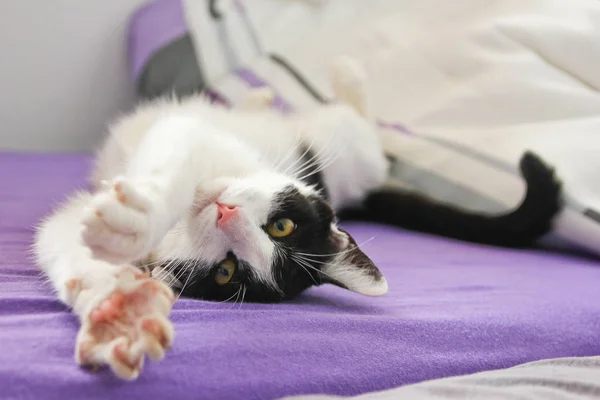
(216, 203, 239, 226)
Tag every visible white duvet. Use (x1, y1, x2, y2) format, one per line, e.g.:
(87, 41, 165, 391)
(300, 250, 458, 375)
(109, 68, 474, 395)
(184, 0, 600, 255)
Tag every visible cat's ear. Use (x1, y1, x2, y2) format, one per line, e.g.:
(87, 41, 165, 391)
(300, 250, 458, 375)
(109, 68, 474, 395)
(320, 227, 388, 296)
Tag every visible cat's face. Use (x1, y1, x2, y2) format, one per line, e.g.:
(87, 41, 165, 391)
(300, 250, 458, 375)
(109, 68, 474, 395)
(152, 171, 387, 303)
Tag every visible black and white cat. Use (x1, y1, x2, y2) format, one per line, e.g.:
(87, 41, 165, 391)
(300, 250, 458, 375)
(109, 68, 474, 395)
(34, 57, 561, 380)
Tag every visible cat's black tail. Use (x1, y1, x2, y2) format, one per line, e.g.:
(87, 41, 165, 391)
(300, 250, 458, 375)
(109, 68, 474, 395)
(341, 151, 563, 248)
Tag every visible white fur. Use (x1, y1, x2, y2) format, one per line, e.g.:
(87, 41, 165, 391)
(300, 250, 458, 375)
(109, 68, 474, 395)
(33, 58, 389, 378)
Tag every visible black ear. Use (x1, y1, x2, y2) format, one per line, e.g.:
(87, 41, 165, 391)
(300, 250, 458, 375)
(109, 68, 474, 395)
(319, 227, 388, 296)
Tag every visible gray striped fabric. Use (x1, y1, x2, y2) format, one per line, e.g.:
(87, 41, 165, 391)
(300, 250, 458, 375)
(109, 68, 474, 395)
(280, 356, 600, 400)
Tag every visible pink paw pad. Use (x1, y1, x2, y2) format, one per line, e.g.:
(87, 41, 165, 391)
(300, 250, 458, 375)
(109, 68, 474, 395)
(89, 292, 125, 324)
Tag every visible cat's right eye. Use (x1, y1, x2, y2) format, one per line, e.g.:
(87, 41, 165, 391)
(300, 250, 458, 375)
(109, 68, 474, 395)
(215, 259, 236, 285)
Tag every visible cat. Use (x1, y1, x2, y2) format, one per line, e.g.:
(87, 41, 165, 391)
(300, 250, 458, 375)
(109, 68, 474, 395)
(33, 57, 562, 380)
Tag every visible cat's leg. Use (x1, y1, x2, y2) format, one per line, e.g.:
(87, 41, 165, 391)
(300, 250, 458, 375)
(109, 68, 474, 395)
(35, 192, 175, 380)
(82, 116, 204, 265)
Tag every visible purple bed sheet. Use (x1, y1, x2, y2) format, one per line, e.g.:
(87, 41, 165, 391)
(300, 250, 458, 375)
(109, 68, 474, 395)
(2, 152, 600, 400)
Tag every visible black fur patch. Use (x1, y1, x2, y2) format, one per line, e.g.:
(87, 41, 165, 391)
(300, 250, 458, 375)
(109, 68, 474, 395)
(296, 146, 329, 201)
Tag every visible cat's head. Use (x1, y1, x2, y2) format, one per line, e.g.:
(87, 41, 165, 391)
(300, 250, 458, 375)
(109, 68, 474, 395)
(152, 171, 387, 303)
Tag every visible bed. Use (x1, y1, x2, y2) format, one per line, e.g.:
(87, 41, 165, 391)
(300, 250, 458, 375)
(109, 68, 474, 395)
(3, 0, 600, 399)
(2, 152, 600, 399)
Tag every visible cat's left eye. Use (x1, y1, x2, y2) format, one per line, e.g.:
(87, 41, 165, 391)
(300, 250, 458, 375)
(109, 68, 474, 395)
(267, 218, 296, 238)
(215, 259, 236, 285)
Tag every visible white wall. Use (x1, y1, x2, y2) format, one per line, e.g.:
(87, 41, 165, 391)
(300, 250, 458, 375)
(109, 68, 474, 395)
(0, 0, 150, 152)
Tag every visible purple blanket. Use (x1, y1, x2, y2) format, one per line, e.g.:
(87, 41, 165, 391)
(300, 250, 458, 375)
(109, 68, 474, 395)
(2, 152, 600, 400)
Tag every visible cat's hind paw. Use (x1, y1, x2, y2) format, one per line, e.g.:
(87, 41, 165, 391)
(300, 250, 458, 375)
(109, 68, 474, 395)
(75, 268, 175, 380)
(81, 176, 159, 264)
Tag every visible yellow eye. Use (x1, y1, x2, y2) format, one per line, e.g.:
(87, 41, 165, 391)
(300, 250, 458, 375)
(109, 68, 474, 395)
(215, 259, 236, 285)
(267, 218, 296, 238)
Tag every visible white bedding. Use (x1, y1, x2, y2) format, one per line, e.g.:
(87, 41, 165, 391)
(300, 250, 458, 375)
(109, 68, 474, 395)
(183, 0, 600, 255)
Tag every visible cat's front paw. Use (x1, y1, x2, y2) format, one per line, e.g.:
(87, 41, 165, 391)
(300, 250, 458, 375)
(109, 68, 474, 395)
(75, 267, 175, 380)
(81, 176, 162, 264)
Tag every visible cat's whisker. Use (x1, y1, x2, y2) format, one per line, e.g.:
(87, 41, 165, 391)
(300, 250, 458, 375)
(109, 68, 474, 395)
(291, 256, 320, 285)
(171, 236, 215, 293)
(155, 238, 194, 287)
(294, 236, 376, 258)
(263, 132, 282, 170)
(218, 290, 241, 303)
(280, 145, 304, 176)
(283, 126, 324, 176)
(230, 285, 243, 309)
(296, 142, 347, 182)
(152, 258, 178, 283)
(175, 259, 196, 300)
(289, 129, 340, 179)
(134, 259, 164, 270)
(289, 121, 342, 178)
(279, 245, 287, 263)
(169, 259, 192, 289)
(153, 240, 188, 271)
(273, 245, 285, 277)
(162, 233, 215, 295)
(270, 130, 300, 172)
(278, 245, 320, 285)
(291, 254, 330, 266)
(287, 141, 329, 178)
(291, 255, 335, 282)
(238, 285, 247, 309)
(296, 154, 344, 186)
(288, 148, 325, 179)
(277, 135, 303, 173)
(286, 136, 317, 176)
